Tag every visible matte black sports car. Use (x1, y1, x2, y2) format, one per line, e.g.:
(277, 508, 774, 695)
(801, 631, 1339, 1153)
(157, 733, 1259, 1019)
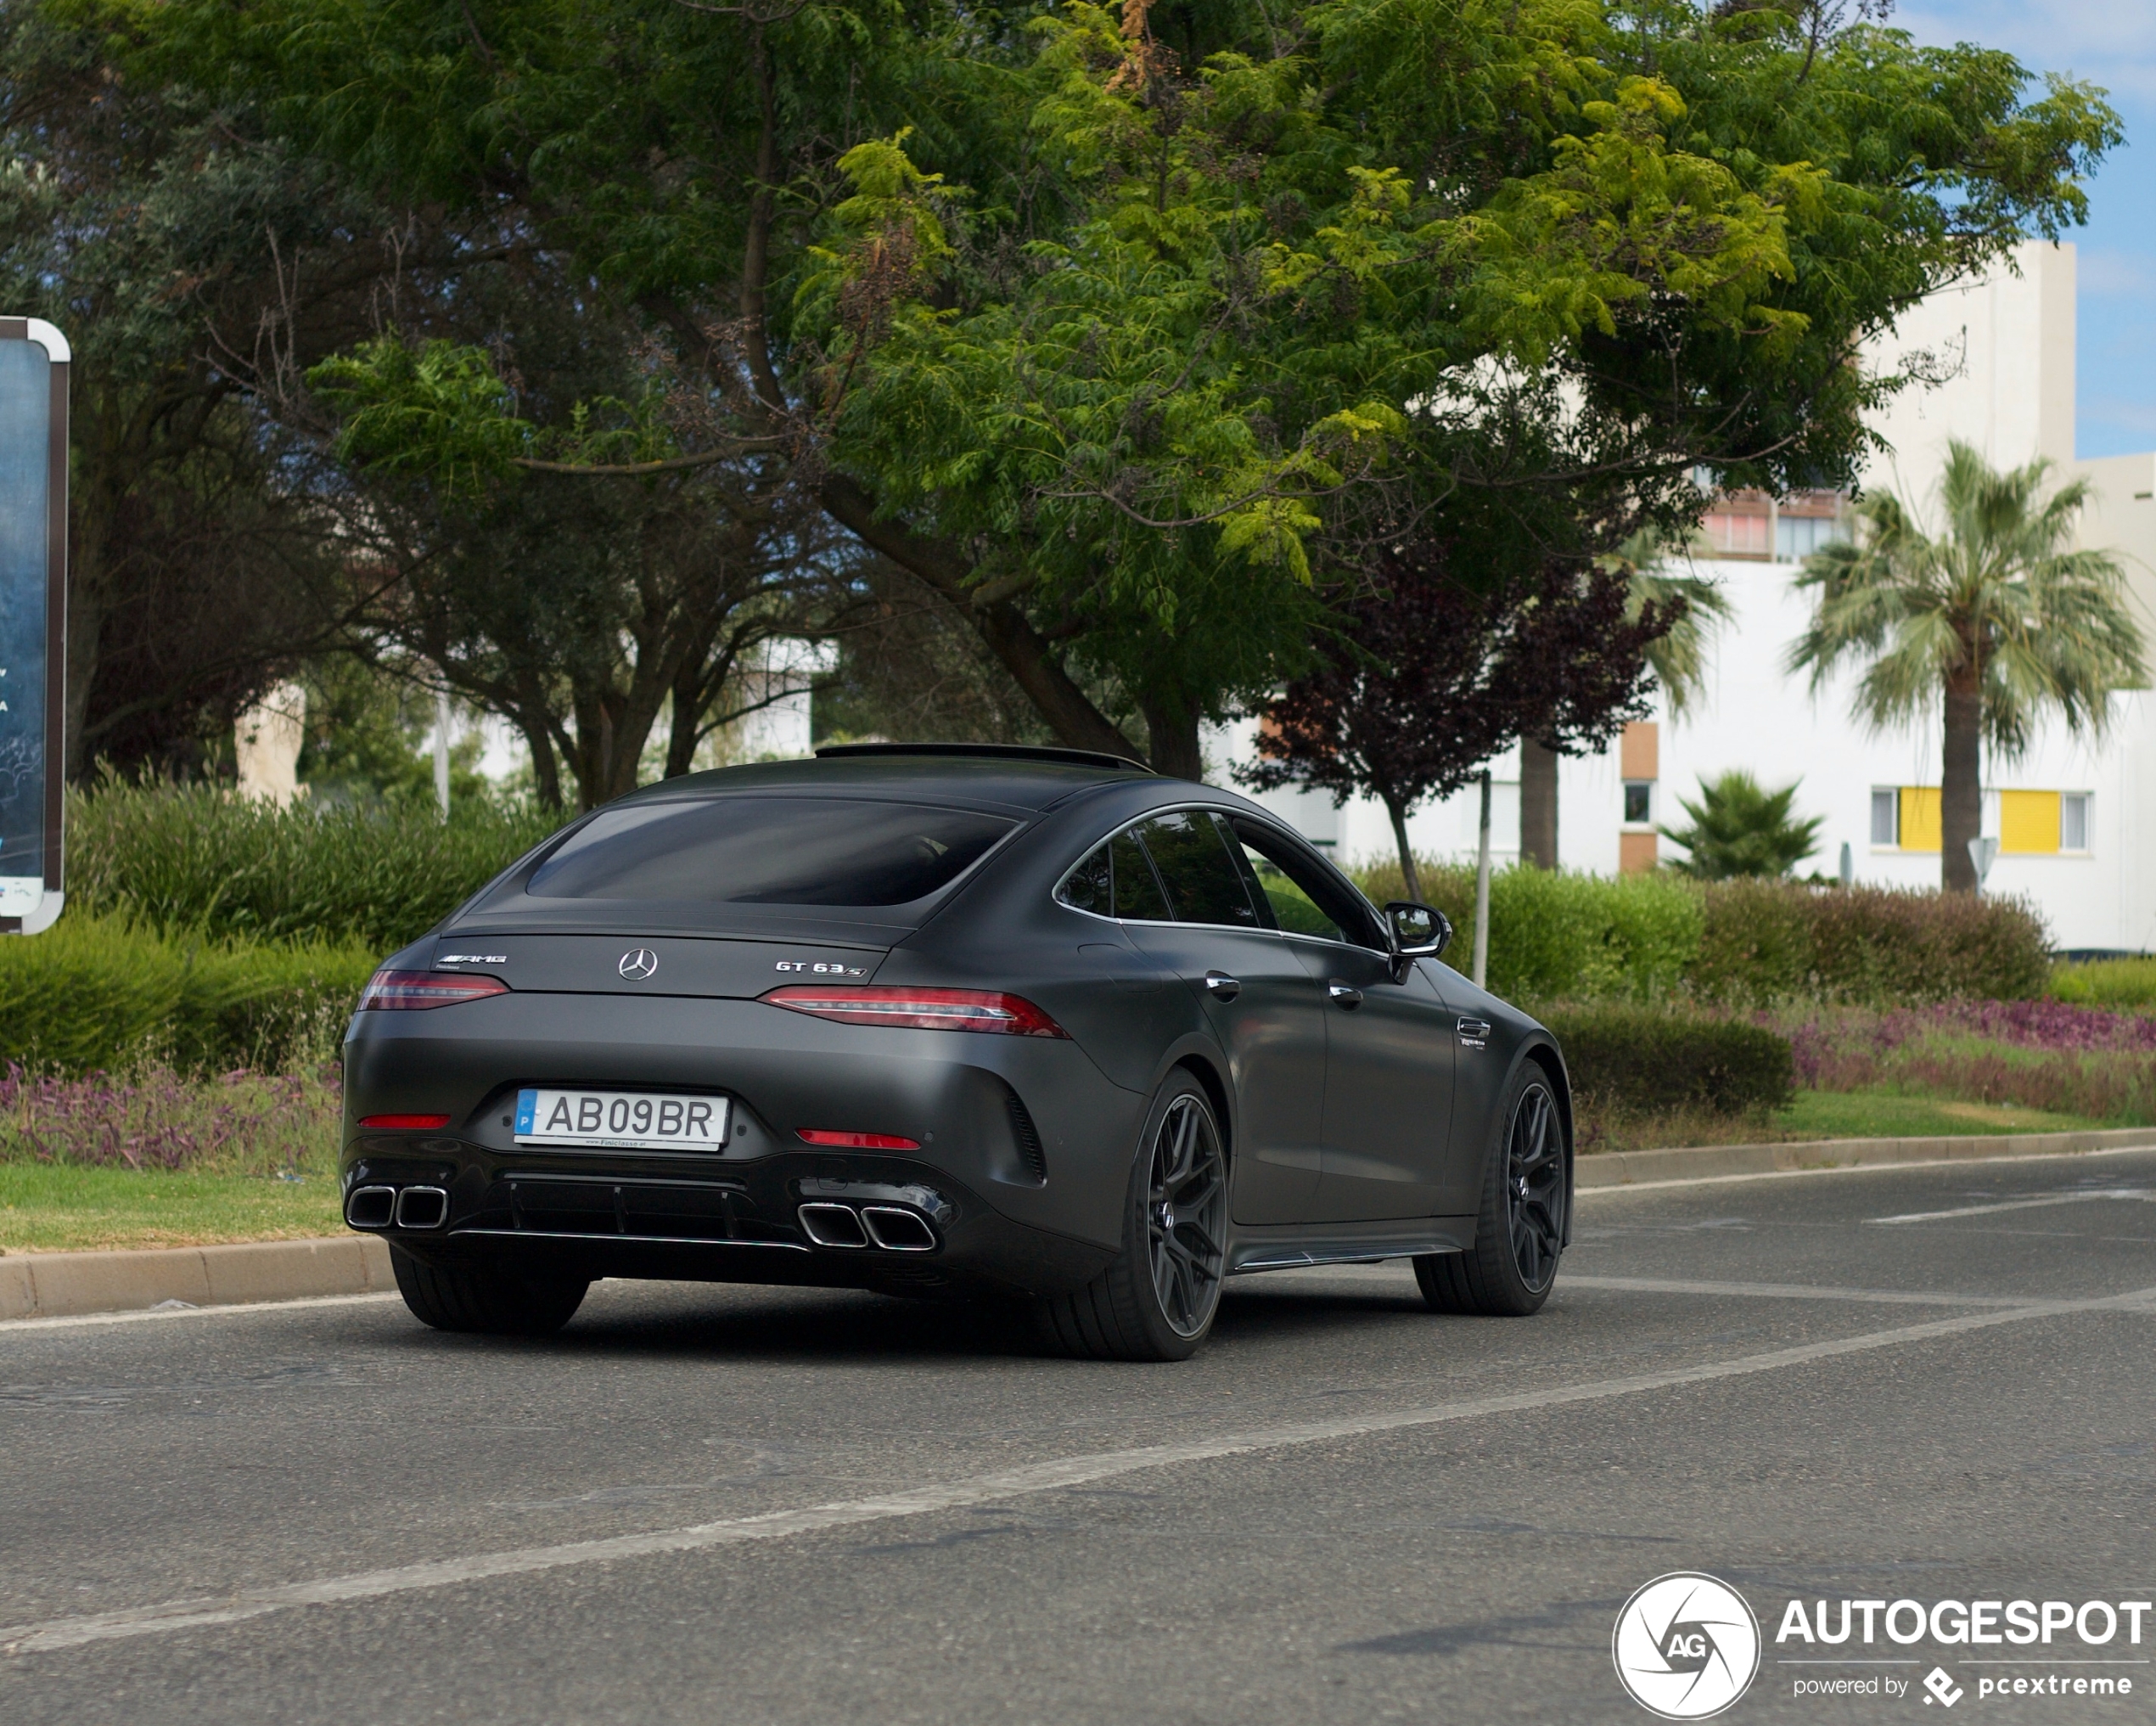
(342, 745, 1572, 1360)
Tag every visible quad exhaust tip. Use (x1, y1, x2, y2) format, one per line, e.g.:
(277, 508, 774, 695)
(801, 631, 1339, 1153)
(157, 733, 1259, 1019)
(346, 1184, 450, 1230)
(395, 1186, 450, 1230)
(797, 1201, 937, 1252)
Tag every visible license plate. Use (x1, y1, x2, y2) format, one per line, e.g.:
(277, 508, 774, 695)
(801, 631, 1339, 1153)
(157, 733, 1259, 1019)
(514, 1088, 729, 1152)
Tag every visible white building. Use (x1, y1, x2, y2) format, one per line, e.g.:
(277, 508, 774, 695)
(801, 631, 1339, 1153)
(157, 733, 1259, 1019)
(1221, 242, 2156, 953)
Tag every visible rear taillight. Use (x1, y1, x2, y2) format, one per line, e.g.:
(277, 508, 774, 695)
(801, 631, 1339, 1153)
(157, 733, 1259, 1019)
(357, 969, 511, 1010)
(762, 985, 1069, 1038)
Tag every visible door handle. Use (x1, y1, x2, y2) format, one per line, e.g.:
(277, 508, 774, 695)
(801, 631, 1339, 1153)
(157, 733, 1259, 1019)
(1457, 1016, 1491, 1045)
(1327, 981, 1363, 1009)
(1203, 970, 1241, 1001)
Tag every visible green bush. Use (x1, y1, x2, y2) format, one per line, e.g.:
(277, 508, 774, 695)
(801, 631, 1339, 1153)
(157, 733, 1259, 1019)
(2049, 957, 2156, 1009)
(1356, 857, 2050, 1008)
(1542, 1004, 1795, 1116)
(67, 779, 563, 951)
(1354, 861, 1701, 1003)
(0, 915, 376, 1076)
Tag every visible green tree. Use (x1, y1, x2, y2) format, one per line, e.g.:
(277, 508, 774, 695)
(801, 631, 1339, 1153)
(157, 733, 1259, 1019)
(110, 0, 2121, 774)
(1659, 769, 1823, 879)
(1788, 440, 2147, 893)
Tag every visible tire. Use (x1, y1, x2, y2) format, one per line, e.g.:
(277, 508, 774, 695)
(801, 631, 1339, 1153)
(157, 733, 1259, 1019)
(1036, 1071, 1228, 1362)
(390, 1245, 591, 1336)
(1415, 1062, 1567, 1317)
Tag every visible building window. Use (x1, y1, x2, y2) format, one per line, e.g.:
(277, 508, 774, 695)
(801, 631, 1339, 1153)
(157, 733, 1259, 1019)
(1623, 781, 1653, 824)
(1775, 513, 1849, 560)
(1870, 789, 1898, 846)
(1999, 790, 2059, 855)
(2062, 793, 2090, 852)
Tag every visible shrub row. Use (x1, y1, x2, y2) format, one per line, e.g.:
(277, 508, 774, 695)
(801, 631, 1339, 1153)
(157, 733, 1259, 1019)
(1540, 1005, 1796, 1117)
(1353, 860, 2051, 1007)
(67, 779, 564, 952)
(0, 915, 376, 1077)
(2049, 956, 2156, 1009)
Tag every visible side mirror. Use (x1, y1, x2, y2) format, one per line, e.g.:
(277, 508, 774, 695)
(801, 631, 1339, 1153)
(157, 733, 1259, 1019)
(1385, 901, 1451, 960)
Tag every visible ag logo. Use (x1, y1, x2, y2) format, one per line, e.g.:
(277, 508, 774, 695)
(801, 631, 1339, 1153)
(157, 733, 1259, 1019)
(1612, 1572, 1761, 1719)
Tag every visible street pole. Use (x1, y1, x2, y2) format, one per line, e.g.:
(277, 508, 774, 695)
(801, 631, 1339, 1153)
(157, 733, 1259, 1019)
(1472, 768, 1492, 990)
(434, 685, 452, 821)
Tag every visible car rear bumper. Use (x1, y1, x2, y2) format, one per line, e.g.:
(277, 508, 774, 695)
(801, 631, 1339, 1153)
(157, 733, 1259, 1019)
(341, 992, 1148, 1291)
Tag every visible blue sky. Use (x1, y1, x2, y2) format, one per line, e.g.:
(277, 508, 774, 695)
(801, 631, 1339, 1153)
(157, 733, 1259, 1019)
(1897, 2, 2156, 455)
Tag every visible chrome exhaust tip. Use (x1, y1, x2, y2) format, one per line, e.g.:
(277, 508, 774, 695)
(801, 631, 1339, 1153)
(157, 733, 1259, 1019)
(860, 1206, 937, 1252)
(345, 1185, 397, 1229)
(393, 1185, 450, 1230)
(797, 1202, 868, 1248)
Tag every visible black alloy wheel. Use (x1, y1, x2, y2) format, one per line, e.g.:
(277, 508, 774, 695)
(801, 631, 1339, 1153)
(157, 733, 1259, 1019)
(1145, 1092, 1230, 1338)
(1038, 1072, 1228, 1360)
(1415, 1065, 1568, 1317)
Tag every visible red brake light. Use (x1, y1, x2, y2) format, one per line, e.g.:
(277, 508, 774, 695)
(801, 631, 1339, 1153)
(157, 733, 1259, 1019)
(763, 985, 1069, 1038)
(797, 1129, 921, 1150)
(359, 1114, 453, 1131)
(358, 969, 510, 1010)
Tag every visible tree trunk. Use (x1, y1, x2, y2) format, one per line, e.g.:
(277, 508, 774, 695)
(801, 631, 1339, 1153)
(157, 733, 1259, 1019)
(1941, 670, 1982, 894)
(1140, 689, 1203, 782)
(1384, 794, 1421, 901)
(1519, 737, 1558, 869)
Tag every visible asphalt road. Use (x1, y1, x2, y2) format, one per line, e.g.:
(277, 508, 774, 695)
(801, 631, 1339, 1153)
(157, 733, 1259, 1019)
(3, 1149, 2153, 1726)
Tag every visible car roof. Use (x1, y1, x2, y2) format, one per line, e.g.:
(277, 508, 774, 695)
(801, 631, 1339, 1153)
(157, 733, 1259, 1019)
(612, 747, 1159, 816)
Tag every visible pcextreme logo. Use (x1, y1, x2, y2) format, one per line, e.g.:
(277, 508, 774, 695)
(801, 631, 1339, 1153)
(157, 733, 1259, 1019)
(1613, 1572, 1763, 1719)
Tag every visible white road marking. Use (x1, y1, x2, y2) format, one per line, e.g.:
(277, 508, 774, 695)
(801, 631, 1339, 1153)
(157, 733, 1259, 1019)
(0, 1293, 401, 1335)
(1870, 1190, 2153, 1225)
(1561, 1275, 2030, 1307)
(5, 1284, 2153, 1658)
(1579, 1143, 2156, 1195)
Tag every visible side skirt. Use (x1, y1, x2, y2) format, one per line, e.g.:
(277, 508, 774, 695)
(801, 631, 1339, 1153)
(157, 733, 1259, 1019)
(1226, 1216, 1476, 1276)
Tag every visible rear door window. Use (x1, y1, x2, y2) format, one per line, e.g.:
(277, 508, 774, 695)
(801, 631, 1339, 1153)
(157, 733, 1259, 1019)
(523, 797, 1015, 907)
(1229, 818, 1377, 947)
(1135, 812, 1260, 928)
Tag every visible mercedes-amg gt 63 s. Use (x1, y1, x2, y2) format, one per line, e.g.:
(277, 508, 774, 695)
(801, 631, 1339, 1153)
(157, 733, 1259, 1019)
(342, 744, 1572, 1360)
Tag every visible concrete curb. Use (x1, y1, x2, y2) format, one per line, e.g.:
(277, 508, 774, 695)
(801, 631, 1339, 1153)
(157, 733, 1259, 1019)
(3, 1125, 2154, 1320)
(0, 1235, 395, 1322)
(1576, 1125, 2156, 1189)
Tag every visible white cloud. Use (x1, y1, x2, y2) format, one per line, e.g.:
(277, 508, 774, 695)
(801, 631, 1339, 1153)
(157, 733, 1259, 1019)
(2079, 249, 2156, 295)
(1895, 0, 2156, 102)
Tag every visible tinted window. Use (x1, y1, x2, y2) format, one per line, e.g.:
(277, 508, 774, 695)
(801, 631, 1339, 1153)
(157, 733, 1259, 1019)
(1230, 818, 1373, 946)
(1137, 812, 1259, 927)
(1110, 829, 1171, 920)
(525, 798, 1014, 906)
(1057, 843, 1112, 914)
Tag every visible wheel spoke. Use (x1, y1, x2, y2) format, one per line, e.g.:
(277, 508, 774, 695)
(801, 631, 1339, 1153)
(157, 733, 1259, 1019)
(1144, 1090, 1227, 1339)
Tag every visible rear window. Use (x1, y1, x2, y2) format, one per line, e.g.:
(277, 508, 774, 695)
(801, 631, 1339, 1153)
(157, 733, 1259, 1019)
(524, 798, 1016, 907)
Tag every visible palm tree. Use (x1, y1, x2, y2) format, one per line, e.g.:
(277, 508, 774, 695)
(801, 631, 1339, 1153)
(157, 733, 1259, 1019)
(1517, 529, 1730, 866)
(1789, 441, 2147, 892)
(1659, 769, 1825, 879)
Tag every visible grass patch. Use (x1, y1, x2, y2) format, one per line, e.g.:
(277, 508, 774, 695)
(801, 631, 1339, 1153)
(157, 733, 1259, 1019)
(1777, 1089, 2101, 1140)
(0, 1163, 344, 1253)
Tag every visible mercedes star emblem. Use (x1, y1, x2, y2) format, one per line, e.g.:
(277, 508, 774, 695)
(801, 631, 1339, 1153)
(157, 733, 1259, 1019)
(618, 948, 659, 981)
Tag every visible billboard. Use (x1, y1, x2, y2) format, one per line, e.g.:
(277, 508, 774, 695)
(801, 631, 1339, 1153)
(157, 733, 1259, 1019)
(0, 318, 66, 934)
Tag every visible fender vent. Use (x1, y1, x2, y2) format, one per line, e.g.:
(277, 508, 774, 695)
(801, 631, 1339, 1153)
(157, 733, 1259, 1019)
(1006, 1092, 1048, 1185)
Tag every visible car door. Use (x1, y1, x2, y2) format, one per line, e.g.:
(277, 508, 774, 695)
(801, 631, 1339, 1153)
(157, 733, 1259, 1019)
(1227, 818, 1458, 1223)
(1111, 810, 1329, 1225)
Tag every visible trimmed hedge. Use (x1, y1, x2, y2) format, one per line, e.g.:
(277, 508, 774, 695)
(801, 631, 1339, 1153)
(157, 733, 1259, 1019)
(68, 779, 563, 951)
(2050, 957, 2156, 1009)
(1353, 860, 2050, 1007)
(0, 915, 376, 1077)
(1355, 860, 1702, 1003)
(1542, 1005, 1795, 1116)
